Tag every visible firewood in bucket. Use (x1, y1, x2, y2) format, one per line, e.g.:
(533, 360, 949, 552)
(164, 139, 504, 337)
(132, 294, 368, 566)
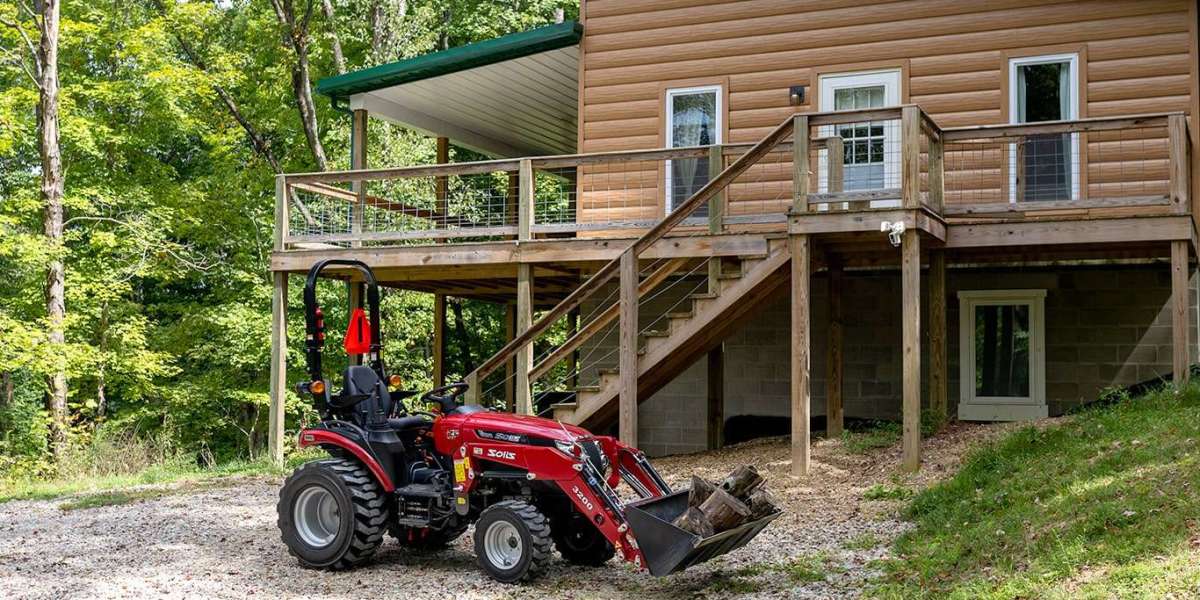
(698, 488, 752, 533)
(747, 487, 778, 519)
(686, 475, 715, 508)
(720, 465, 765, 499)
(672, 506, 715, 538)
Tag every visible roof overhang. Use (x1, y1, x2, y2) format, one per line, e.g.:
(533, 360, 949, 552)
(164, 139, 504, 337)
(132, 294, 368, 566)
(317, 21, 581, 158)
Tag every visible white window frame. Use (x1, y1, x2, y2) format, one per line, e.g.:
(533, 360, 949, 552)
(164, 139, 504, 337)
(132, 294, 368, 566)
(816, 69, 902, 200)
(664, 85, 722, 214)
(958, 290, 1048, 421)
(1007, 53, 1080, 202)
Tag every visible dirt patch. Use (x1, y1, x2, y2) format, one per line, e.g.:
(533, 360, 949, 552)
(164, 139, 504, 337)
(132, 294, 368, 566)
(0, 422, 1009, 599)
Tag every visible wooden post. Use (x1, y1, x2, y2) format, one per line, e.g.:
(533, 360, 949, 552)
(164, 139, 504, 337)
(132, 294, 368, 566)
(268, 175, 288, 465)
(826, 136, 844, 194)
(929, 250, 948, 426)
(350, 109, 368, 247)
(825, 256, 843, 438)
(348, 283, 365, 367)
(1171, 240, 1190, 386)
(708, 144, 725, 294)
(901, 229, 921, 472)
(901, 106, 921, 209)
(792, 115, 810, 213)
(505, 303, 516, 412)
(516, 264, 534, 415)
(519, 158, 534, 241)
(435, 136, 449, 228)
(790, 234, 810, 476)
(268, 271, 288, 465)
(432, 294, 446, 388)
(707, 343, 725, 450)
(1168, 115, 1190, 215)
(928, 133, 944, 213)
(568, 308, 580, 389)
(1015, 141, 1027, 203)
(619, 250, 639, 445)
(507, 171, 519, 237)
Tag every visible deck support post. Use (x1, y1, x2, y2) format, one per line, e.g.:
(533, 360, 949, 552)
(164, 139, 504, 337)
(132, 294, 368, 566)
(929, 250, 947, 426)
(505, 303, 516, 412)
(435, 137, 449, 228)
(268, 270, 288, 465)
(350, 109, 368, 247)
(901, 106, 922, 209)
(707, 343, 725, 450)
(1171, 240, 1190, 387)
(790, 234, 811, 476)
(516, 264, 534, 415)
(432, 294, 446, 388)
(901, 229, 922, 472)
(825, 256, 843, 438)
(619, 250, 639, 445)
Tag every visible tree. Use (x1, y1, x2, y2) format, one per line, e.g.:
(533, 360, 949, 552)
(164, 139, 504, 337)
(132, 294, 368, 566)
(269, 0, 328, 170)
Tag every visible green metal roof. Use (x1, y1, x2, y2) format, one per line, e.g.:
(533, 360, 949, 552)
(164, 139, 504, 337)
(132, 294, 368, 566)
(316, 21, 583, 100)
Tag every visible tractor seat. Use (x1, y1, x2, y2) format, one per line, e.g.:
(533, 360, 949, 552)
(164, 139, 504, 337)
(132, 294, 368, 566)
(344, 365, 392, 421)
(386, 415, 431, 432)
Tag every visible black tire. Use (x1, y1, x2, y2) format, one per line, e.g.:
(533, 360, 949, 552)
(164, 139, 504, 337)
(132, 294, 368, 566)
(552, 512, 615, 566)
(389, 521, 468, 550)
(277, 458, 389, 570)
(473, 500, 553, 583)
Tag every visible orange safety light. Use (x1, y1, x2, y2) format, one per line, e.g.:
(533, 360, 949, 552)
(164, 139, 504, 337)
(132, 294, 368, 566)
(309, 380, 326, 395)
(388, 374, 403, 388)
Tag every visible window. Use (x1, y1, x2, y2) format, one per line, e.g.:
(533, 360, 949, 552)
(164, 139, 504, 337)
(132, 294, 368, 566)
(958, 290, 1047, 421)
(665, 86, 721, 215)
(817, 70, 901, 200)
(1008, 54, 1079, 202)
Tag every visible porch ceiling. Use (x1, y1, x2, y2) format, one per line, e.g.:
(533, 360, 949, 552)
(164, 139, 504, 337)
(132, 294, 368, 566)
(317, 21, 580, 158)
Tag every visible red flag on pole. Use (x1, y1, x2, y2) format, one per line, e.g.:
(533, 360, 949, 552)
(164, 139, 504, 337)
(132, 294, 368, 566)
(344, 308, 371, 355)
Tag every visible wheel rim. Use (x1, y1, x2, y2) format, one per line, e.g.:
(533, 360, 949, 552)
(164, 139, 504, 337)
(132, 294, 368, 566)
(483, 520, 523, 569)
(294, 485, 341, 548)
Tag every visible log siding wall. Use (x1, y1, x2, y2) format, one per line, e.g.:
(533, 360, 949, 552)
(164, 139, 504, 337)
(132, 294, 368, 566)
(577, 0, 1199, 222)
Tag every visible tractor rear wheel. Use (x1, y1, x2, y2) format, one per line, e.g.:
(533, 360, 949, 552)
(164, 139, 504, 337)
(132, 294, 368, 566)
(277, 459, 388, 570)
(553, 512, 615, 566)
(473, 500, 552, 583)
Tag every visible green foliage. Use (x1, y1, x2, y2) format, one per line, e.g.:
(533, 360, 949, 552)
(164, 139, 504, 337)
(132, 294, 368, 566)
(0, 0, 578, 480)
(841, 420, 903, 454)
(863, 483, 914, 501)
(870, 383, 1200, 599)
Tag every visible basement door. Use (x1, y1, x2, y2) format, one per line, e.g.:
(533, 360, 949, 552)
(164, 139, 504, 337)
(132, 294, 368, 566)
(817, 69, 901, 206)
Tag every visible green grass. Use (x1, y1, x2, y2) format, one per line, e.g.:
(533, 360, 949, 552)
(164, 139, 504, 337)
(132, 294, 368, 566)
(864, 483, 915, 501)
(842, 421, 903, 454)
(869, 383, 1200, 599)
(0, 453, 315, 505)
(844, 532, 884, 551)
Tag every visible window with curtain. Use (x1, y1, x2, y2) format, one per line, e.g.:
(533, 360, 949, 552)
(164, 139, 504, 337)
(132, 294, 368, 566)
(1014, 58, 1075, 201)
(666, 87, 720, 215)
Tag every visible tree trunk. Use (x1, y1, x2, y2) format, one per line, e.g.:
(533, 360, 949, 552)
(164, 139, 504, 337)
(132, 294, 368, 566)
(318, 0, 345, 75)
(95, 303, 108, 421)
(270, 0, 328, 171)
(1, 371, 12, 409)
(37, 0, 68, 460)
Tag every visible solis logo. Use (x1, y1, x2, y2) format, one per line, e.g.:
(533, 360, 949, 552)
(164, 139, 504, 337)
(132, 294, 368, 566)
(571, 486, 594, 513)
(486, 448, 517, 461)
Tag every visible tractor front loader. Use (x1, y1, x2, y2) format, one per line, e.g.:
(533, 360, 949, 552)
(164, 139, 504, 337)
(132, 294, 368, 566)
(276, 260, 780, 583)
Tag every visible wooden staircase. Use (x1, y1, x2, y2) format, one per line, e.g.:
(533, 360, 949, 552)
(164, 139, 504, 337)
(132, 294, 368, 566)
(551, 238, 792, 430)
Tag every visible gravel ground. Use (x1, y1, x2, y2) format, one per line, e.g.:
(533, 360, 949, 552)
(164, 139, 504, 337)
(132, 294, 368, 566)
(0, 423, 1006, 600)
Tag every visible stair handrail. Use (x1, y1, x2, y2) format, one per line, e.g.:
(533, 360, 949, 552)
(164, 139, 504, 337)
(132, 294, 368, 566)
(463, 112, 802, 401)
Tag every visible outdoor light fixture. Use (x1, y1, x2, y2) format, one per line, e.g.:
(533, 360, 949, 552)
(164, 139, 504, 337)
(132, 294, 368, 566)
(789, 85, 807, 106)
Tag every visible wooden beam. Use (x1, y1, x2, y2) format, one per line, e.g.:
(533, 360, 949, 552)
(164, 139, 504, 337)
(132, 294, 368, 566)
(1172, 240, 1190, 387)
(929, 250, 947, 427)
(433, 294, 446, 388)
(519, 158, 534, 241)
(901, 106, 921, 209)
(350, 109, 368, 248)
(792, 115, 810, 213)
(567, 308, 579, 389)
(709, 144, 725, 294)
(946, 216, 1193, 248)
(619, 251, 639, 445)
(268, 271, 288, 465)
(790, 234, 810, 476)
(928, 133, 944, 213)
(516, 264, 534, 415)
(940, 113, 1175, 141)
(825, 256, 843, 439)
(1168, 114, 1191, 215)
(435, 137, 449, 226)
(901, 229, 921, 472)
(505, 303, 516, 412)
(707, 344, 724, 451)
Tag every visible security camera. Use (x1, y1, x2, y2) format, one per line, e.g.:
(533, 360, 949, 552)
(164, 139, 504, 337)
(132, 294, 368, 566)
(880, 221, 906, 247)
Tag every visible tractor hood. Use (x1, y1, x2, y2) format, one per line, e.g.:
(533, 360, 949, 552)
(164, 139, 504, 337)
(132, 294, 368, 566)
(461, 411, 593, 443)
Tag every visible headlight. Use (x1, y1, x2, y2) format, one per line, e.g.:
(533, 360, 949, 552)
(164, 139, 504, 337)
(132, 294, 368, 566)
(554, 440, 579, 457)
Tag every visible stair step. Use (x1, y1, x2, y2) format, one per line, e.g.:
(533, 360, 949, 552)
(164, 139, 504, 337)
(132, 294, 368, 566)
(598, 367, 619, 376)
(551, 402, 577, 420)
(718, 271, 742, 280)
(688, 292, 719, 301)
(575, 385, 601, 393)
(667, 311, 694, 320)
(642, 329, 670, 338)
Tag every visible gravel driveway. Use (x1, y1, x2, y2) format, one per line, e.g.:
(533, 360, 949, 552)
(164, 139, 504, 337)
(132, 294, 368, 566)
(0, 425, 996, 599)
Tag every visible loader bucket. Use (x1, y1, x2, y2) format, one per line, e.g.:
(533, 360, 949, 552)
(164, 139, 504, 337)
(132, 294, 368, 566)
(623, 490, 781, 576)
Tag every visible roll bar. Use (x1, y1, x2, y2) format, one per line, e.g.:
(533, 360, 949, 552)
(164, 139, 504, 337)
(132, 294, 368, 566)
(302, 259, 386, 409)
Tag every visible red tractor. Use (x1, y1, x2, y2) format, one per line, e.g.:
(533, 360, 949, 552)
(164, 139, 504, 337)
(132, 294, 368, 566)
(277, 260, 778, 582)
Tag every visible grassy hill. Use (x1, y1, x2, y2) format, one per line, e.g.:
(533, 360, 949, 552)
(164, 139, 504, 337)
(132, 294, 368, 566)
(871, 384, 1200, 599)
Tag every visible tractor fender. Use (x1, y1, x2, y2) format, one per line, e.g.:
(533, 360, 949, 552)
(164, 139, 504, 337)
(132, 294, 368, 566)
(297, 428, 396, 492)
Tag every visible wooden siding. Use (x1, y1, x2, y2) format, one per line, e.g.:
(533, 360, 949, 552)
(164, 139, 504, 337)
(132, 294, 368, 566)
(578, 0, 1198, 222)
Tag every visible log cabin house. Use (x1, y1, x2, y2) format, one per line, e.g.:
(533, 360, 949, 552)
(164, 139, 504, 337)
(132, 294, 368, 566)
(268, 0, 1200, 473)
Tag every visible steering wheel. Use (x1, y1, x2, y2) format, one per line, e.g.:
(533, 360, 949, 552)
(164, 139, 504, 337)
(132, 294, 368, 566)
(421, 382, 470, 413)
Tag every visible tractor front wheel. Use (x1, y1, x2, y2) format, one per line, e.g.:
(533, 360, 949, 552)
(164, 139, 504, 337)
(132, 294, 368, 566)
(277, 459, 388, 570)
(473, 500, 553, 583)
(553, 512, 615, 566)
